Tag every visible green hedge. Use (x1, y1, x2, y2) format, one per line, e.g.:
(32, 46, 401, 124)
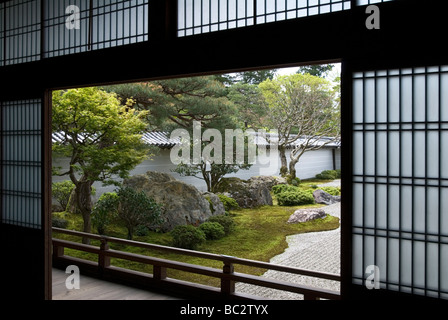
(272, 184, 300, 195)
(207, 215, 235, 235)
(315, 169, 341, 180)
(199, 222, 225, 240)
(171, 225, 206, 250)
(276, 190, 315, 206)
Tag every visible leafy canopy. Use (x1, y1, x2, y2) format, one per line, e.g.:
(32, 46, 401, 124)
(52, 87, 150, 185)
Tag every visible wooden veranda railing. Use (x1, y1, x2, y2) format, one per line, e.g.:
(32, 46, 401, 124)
(52, 227, 340, 300)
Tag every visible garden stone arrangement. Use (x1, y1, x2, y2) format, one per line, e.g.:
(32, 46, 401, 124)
(123, 171, 225, 232)
(287, 208, 327, 224)
(236, 179, 341, 300)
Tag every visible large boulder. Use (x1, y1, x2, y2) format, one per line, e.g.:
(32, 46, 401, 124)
(287, 208, 327, 224)
(248, 175, 287, 190)
(313, 189, 341, 205)
(214, 177, 273, 208)
(123, 171, 223, 231)
(203, 192, 226, 216)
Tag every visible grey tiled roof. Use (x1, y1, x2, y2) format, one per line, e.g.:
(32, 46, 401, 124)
(52, 131, 339, 149)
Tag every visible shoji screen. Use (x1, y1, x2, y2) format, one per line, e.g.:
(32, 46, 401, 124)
(2, 0, 41, 65)
(351, 66, 448, 299)
(177, 0, 351, 37)
(1, 99, 42, 229)
(43, 0, 149, 58)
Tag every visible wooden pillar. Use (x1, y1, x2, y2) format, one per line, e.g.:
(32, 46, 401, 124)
(221, 260, 235, 295)
(153, 265, 167, 281)
(98, 238, 110, 274)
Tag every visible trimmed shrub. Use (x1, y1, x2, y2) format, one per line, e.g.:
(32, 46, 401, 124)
(315, 169, 339, 180)
(91, 192, 119, 235)
(117, 186, 163, 240)
(207, 215, 235, 235)
(217, 194, 239, 211)
(272, 184, 299, 195)
(171, 225, 206, 250)
(276, 190, 315, 206)
(199, 222, 225, 240)
(52, 216, 68, 228)
(135, 225, 150, 236)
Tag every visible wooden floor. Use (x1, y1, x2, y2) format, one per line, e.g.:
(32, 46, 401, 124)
(52, 268, 181, 300)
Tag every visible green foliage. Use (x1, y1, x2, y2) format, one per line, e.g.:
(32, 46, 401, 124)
(207, 215, 235, 235)
(297, 64, 335, 78)
(52, 180, 75, 210)
(171, 131, 253, 192)
(91, 192, 119, 234)
(105, 76, 238, 132)
(52, 88, 149, 184)
(52, 215, 69, 228)
(217, 194, 239, 211)
(134, 225, 150, 237)
(171, 225, 206, 250)
(116, 186, 163, 240)
(335, 169, 341, 178)
(227, 82, 267, 129)
(52, 87, 150, 235)
(286, 176, 301, 186)
(320, 186, 341, 196)
(315, 169, 340, 180)
(259, 73, 339, 178)
(199, 222, 225, 240)
(272, 184, 299, 195)
(276, 190, 315, 206)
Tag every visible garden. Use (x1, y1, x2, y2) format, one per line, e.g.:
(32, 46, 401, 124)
(52, 169, 341, 288)
(51, 68, 341, 288)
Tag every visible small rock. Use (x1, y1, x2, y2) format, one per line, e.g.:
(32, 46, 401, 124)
(313, 189, 341, 205)
(287, 208, 327, 224)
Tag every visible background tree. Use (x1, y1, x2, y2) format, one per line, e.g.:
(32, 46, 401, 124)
(259, 73, 339, 179)
(52, 87, 149, 242)
(171, 123, 253, 192)
(107, 77, 253, 192)
(105, 76, 237, 132)
(297, 64, 334, 78)
(234, 69, 277, 85)
(51, 180, 75, 210)
(227, 82, 267, 129)
(173, 157, 252, 192)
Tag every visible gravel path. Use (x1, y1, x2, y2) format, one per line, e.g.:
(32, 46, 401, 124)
(235, 181, 341, 300)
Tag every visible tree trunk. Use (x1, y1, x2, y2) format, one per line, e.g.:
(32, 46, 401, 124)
(75, 179, 94, 244)
(127, 226, 133, 240)
(289, 157, 299, 180)
(279, 145, 288, 176)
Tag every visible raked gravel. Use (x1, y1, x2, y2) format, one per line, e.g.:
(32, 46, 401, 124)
(235, 180, 341, 300)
